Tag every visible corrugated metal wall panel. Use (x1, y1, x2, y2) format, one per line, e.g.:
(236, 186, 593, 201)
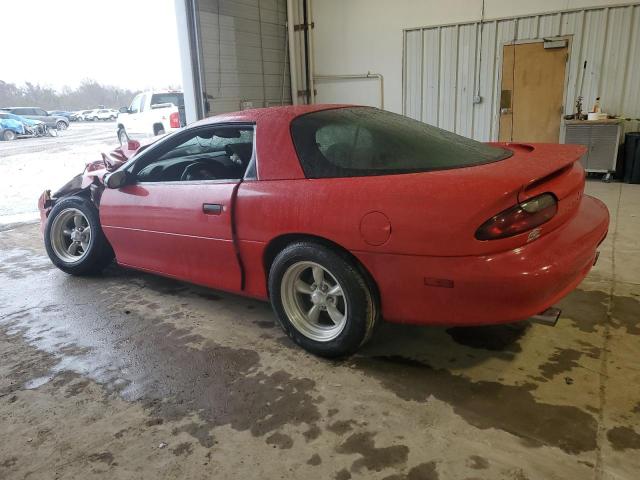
(404, 30, 423, 120)
(439, 25, 459, 132)
(491, 19, 516, 140)
(538, 13, 561, 37)
(422, 28, 440, 125)
(580, 9, 608, 112)
(456, 24, 477, 137)
(561, 10, 584, 117)
(472, 21, 496, 141)
(516, 16, 538, 40)
(404, 3, 640, 141)
(601, 6, 634, 114)
(623, 6, 640, 118)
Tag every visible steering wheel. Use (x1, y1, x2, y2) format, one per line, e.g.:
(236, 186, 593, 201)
(181, 161, 215, 181)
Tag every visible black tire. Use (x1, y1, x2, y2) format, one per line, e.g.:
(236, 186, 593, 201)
(268, 242, 378, 358)
(118, 128, 129, 146)
(2, 130, 16, 141)
(153, 124, 165, 136)
(56, 120, 67, 130)
(44, 195, 114, 275)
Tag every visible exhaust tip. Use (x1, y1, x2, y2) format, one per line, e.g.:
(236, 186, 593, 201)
(530, 307, 561, 327)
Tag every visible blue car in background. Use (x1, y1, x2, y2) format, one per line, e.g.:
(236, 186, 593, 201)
(0, 112, 46, 140)
(0, 116, 24, 141)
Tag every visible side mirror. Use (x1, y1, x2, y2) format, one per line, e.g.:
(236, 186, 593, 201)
(119, 107, 129, 114)
(104, 170, 130, 189)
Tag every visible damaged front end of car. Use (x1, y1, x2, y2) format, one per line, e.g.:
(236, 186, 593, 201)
(37, 140, 143, 234)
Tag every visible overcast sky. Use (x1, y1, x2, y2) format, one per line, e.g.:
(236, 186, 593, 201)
(1, 0, 182, 91)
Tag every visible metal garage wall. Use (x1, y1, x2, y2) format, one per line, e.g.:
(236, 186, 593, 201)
(197, 0, 291, 115)
(403, 3, 640, 141)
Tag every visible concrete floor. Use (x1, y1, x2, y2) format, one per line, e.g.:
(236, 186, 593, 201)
(1, 181, 639, 480)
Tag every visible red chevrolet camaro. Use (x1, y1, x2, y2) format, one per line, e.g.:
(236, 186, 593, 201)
(38, 105, 609, 357)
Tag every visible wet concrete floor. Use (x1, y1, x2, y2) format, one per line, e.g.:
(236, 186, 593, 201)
(1, 181, 639, 479)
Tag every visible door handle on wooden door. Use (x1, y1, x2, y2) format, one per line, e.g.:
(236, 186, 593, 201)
(202, 203, 223, 215)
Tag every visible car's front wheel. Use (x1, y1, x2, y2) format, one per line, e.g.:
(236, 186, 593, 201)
(44, 196, 114, 275)
(56, 120, 67, 130)
(269, 242, 378, 357)
(2, 130, 16, 141)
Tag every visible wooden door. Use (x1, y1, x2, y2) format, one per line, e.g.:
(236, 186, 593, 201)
(499, 41, 568, 143)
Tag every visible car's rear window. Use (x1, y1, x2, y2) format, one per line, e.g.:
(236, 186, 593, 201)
(290, 107, 512, 178)
(151, 93, 184, 107)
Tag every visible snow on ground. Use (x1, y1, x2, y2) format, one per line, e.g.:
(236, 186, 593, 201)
(0, 122, 119, 226)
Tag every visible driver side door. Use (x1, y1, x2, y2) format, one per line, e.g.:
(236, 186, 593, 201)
(100, 124, 255, 292)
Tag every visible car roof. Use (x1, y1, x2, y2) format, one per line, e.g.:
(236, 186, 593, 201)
(193, 104, 352, 126)
(191, 104, 356, 180)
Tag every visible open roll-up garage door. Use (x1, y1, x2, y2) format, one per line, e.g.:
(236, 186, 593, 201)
(180, 0, 292, 119)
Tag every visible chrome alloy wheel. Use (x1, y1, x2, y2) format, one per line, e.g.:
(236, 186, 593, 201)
(280, 261, 348, 342)
(49, 208, 92, 263)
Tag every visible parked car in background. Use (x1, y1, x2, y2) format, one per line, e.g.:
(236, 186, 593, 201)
(37, 105, 609, 357)
(0, 112, 47, 139)
(1, 107, 69, 130)
(72, 110, 93, 122)
(117, 90, 185, 144)
(49, 110, 73, 121)
(0, 115, 24, 140)
(82, 109, 100, 121)
(96, 109, 118, 121)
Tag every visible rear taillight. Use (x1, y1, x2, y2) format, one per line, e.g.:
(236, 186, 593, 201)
(475, 193, 558, 240)
(169, 112, 180, 129)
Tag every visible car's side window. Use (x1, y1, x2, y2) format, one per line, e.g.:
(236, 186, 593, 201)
(36, 109, 48, 116)
(133, 126, 255, 183)
(129, 95, 142, 114)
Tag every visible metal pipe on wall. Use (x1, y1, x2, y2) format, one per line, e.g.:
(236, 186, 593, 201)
(286, 0, 299, 105)
(313, 72, 385, 109)
(306, 0, 316, 104)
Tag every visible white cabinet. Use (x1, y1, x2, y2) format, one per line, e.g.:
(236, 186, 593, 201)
(562, 121, 621, 173)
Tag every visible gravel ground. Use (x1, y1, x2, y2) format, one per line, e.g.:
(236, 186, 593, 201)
(0, 122, 118, 226)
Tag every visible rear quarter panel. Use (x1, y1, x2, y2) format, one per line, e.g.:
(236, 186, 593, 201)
(235, 172, 514, 298)
(236, 140, 590, 300)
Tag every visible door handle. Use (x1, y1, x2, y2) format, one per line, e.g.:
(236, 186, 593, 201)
(203, 203, 223, 215)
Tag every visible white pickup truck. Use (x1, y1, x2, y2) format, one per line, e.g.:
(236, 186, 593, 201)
(116, 90, 186, 145)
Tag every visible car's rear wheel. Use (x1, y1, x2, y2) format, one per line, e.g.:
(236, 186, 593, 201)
(56, 120, 67, 130)
(269, 242, 378, 357)
(44, 196, 114, 275)
(2, 130, 16, 141)
(118, 128, 129, 146)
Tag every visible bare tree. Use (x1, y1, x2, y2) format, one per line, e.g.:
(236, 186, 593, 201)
(0, 79, 138, 111)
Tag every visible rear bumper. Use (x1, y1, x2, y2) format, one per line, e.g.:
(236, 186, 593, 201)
(355, 195, 609, 326)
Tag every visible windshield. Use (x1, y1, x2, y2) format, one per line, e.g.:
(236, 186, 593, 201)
(290, 107, 512, 178)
